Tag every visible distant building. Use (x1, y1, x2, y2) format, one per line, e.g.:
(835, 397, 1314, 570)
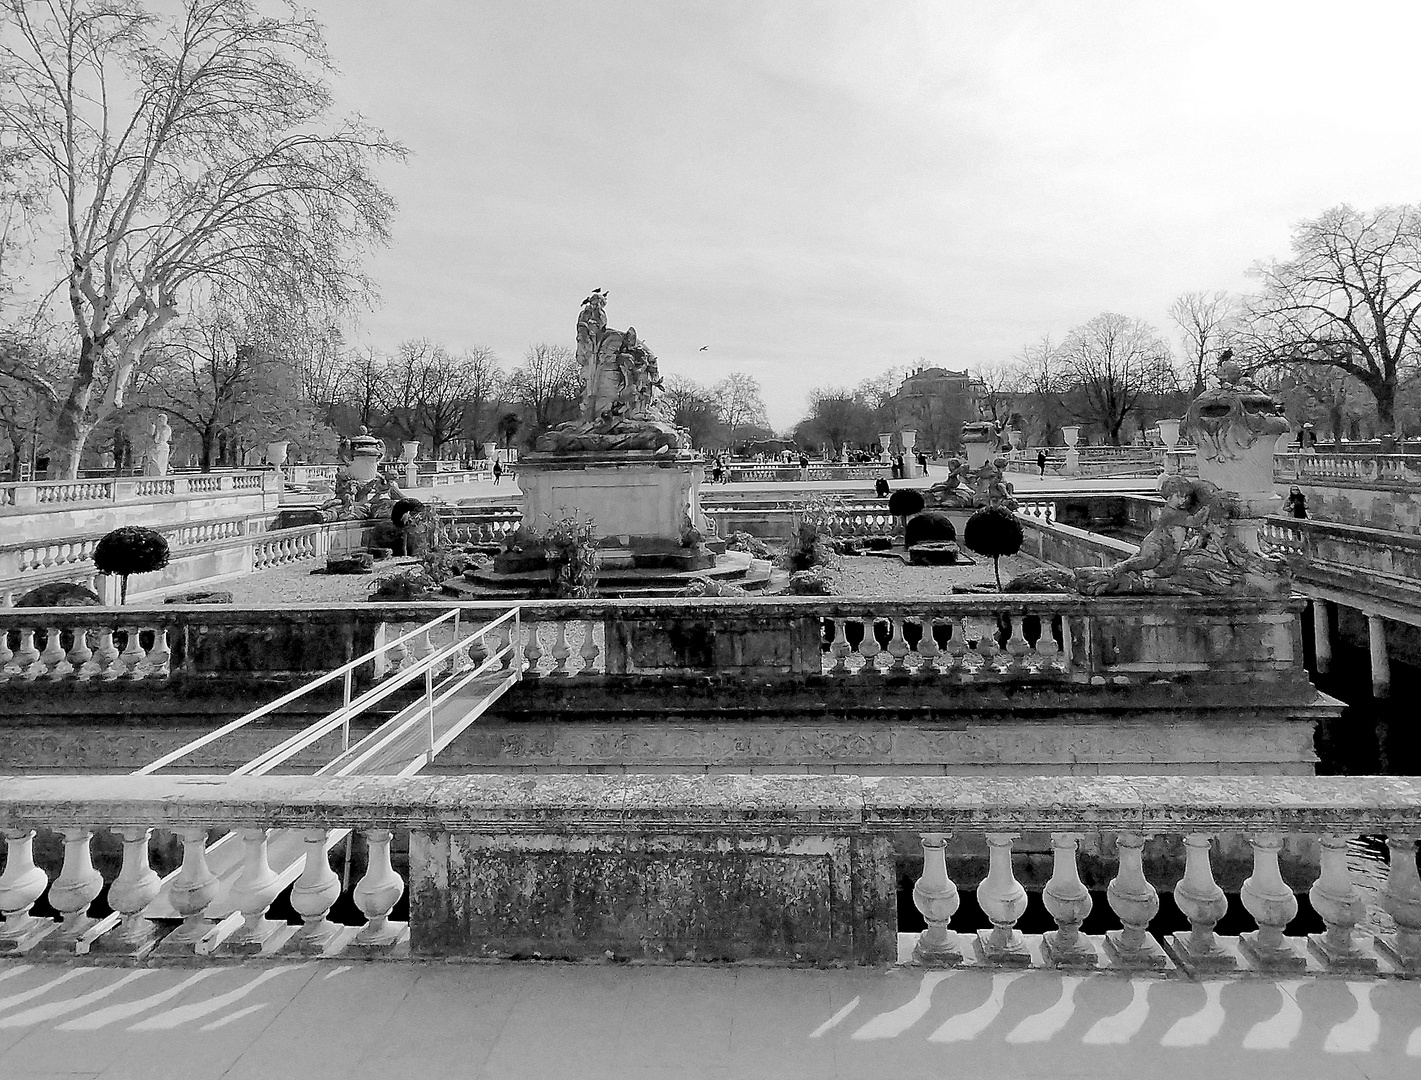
(891, 366, 984, 453)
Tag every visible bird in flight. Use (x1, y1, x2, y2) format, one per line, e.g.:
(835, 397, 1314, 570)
(698, 346, 709, 351)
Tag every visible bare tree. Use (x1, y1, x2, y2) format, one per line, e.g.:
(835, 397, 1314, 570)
(796, 385, 875, 451)
(711, 372, 767, 445)
(1170, 291, 1239, 397)
(509, 342, 580, 436)
(456, 346, 502, 450)
(1055, 314, 1178, 444)
(0, 0, 404, 475)
(1242, 204, 1421, 436)
(143, 305, 310, 470)
(661, 373, 722, 448)
(336, 347, 387, 433)
(376, 339, 491, 456)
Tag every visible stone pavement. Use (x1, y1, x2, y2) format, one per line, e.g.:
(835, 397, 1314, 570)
(1, 955, 1417, 1080)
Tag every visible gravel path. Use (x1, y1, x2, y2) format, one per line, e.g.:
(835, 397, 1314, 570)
(830, 552, 1036, 595)
(134, 555, 425, 607)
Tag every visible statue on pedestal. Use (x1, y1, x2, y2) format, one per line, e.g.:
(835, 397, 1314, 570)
(535, 290, 690, 452)
(142, 414, 172, 477)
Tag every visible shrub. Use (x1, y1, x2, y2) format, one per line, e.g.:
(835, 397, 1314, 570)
(93, 526, 171, 604)
(544, 514, 601, 598)
(963, 506, 1024, 589)
(887, 488, 925, 518)
(905, 510, 956, 548)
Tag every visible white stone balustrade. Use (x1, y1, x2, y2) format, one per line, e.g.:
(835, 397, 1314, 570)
(1276, 451, 1421, 488)
(822, 607, 1070, 679)
(0, 774, 1415, 973)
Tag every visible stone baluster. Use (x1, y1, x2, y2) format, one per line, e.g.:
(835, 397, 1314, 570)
(385, 630, 407, 673)
(146, 628, 171, 675)
(410, 626, 435, 665)
(857, 617, 882, 674)
(1004, 615, 1032, 672)
(1378, 836, 1421, 973)
(945, 617, 969, 676)
(578, 620, 601, 674)
(973, 617, 999, 674)
(94, 628, 121, 679)
(911, 833, 963, 966)
(975, 833, 1029, 965)
(14, 629, 41, 679)
(1034, 613, 1061, 663)
(884, 618, 912, 673)
(119, 627, 147, 678)
(522, 624, 544, 676)
(156, 827, 219, 955)
(827, 618, 851, 674)
(494, 622, 515, 670)
(92, 828, 161, 957)
(1169, 833, 1235, 971)
(1307, 833, 1376, 971)
(1239, 833, 1305, 971)
(0, 629, 13, 672)
(914, 617, 940, 674)
(66, 626, 94, 678)
(0, 829, 53, 952)
(39, 627, 69, 678)
(222, 829, 285, 954)
(289, 829, 343, 954)
(551, 622, 573, 675)
(1042, 833, 1096, 966)
(1104, 832, 1168, 968)
(35, 827, 104, 953)
(351, 830, 406, 948)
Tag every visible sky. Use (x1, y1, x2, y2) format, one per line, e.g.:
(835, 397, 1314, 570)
(313, 0, 1421, 430)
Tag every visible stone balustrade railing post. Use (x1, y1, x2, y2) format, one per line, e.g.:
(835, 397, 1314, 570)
(911, 833, 962, 966)
(0, 828, 52, 953)
(290, 829, 344, 954)
(1104, 832, 1169, 968)
(92, 827, 161, 958)
(1307, 833, 1377, 971)
(975, 832, 1029, 965)
(1239, 833, 1306, 971)
(1379, 835, 1421, 972)
(351, 829, 406, 949)
(156, 827, 219, 956)
(221, 828, 286, 955)
(1169, 833, 1234, 971)
(35, 826, 103, 953)
(1041, 832, 1096, 967)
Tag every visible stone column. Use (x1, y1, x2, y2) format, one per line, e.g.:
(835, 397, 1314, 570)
(900, 430, 918, 478)
(1368, 614, 1391, 698)
(1312, 598, 1332, 675)
(1061, 426, 1081, 475)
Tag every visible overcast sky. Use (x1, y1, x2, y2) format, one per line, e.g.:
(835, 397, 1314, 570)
(317, 0, 1421, 429)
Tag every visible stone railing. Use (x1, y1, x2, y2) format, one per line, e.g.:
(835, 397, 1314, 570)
(724, 462, 890, 483)
(0, 773, 1418, 972)
(412, 463, 493, 486)
(0, 471, 275, 512)
(0, 519, 367, 607)
(1275, 451, 1421, 488)
(440, 506, 523, 546)
(1261, 516, 1421, 586)
(0, 595, 1307, 689)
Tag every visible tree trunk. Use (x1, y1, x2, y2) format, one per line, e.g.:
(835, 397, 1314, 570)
(200, 430, 215, 472)
(51, 339, 104, 478)
(1373, 380, 1397, 435)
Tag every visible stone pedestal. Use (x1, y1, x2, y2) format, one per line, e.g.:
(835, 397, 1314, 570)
(349, 433, 383, 483)
(901, 430, 918, 478)
(518, 450, 707, 556)
(961, 422, 998, 470)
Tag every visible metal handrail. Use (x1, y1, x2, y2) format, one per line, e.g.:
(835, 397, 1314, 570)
(135, 608, 463, 774)
(234, 607, 520, 777)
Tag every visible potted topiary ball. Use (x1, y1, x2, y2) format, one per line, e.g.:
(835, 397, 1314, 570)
(93, 526, 171, 604)
(963, 506, 1024, 590)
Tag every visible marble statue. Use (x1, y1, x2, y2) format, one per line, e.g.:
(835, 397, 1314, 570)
(142, 414, 172, 477)
(1014, 352, 1291, 596)
(535, 290, 690, 452)
(924, 454, 1017, 510)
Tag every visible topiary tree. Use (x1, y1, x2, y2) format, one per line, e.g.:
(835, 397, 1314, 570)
(93, 526, 171, 604)
(963, 506, 1023, 589)
(887, 488, 925, 518)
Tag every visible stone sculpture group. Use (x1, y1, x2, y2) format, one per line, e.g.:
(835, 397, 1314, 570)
(535, 290, 690, 452)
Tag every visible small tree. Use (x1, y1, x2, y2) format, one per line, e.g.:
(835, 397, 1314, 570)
(963, 506, 1023, 589)
(93, 527, 170, 604)
(544, 515, 600, 598)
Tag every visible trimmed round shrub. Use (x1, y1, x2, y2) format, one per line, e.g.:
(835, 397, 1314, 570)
(887, 488, 925, 518)
(93, 526, 170, 604)
(904, 510, 956, 548)
(16, 582, 102, 607)
(963, 506, 1024, 589)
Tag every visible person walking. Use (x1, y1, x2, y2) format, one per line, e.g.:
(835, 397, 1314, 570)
(492, 459, 503, 485)
(1037, 448, 1048, 477)
(875, 475, 890, 499)
(1285, 486, 1308, 519)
